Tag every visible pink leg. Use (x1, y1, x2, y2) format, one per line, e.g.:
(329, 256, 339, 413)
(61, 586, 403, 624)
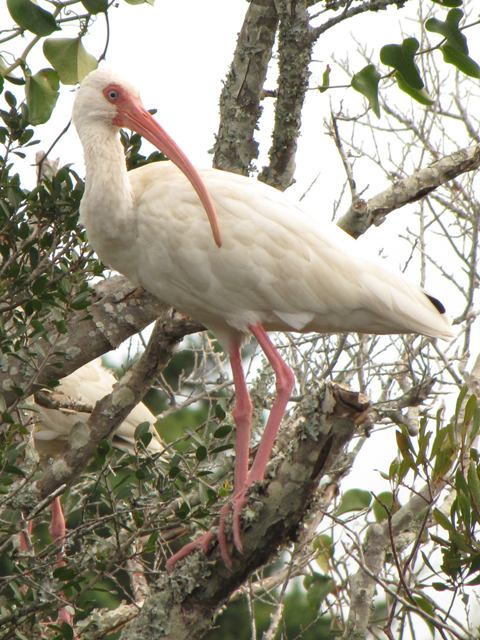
(49, 497, 75, 628)
(231, 324, 295, 549)
(167, 326, 294, 570)
(229, 341, 253, 492)
(166, 530, 215, 570)
(49, 496, 66, 548)
(246, 324, 295, 483)
(217, 342, 253, 565)
(167, 340, 253, 570)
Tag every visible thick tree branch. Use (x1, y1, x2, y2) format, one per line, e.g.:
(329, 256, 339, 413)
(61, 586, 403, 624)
(3, 316, 197, 518)
(259, 0, 314, 190)
(212, 0, 279, 174)
(337, 144, 480, 238)
(119, 384, 371, 640)
(1, 275, 203, 410)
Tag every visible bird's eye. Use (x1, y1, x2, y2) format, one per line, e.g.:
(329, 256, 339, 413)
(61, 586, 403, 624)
(107, 89, 119, 101)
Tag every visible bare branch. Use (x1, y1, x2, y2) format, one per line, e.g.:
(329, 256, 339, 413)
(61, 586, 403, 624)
(337, 143, 480, 238)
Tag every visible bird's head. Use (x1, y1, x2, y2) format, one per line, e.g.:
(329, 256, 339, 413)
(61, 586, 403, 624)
(73, 67, 222, 248)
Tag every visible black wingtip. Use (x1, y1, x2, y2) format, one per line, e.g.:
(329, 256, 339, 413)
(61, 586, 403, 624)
(426, 293, 446, 315)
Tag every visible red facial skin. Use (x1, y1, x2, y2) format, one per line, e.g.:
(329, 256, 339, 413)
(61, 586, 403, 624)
(103, 83, 222, 248)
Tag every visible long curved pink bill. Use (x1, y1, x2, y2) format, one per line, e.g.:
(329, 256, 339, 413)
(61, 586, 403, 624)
(116, 100, 222, 248)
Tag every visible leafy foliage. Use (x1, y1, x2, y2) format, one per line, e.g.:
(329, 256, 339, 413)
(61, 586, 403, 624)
(350, 2, 480, 115)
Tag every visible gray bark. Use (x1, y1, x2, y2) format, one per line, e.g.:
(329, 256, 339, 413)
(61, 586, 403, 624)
(212, 0, 279, 174)
(0, 276, 203, 410)
(258, 0, 314, 190)
(119, 384, 370, 640)
(337, 144, 480, 238)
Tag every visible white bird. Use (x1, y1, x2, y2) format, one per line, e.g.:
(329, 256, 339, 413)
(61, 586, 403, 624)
(24, 359, 162, 553)
(22, 359, 162, 626)
(32, 359, 163, 462)
(72, 68, 453, 569)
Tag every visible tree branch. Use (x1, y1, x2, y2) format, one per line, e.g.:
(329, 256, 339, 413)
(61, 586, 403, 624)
(259, 0, 314, 190)
(2, 316, 198, 519)
(337, 143, 480, 238)
(212, 0, 279, 174)
(311, 0, 411, 39)
(344, 479, 446, 639)
(119, 384, 372, 640)
(1, 275, 203, 410)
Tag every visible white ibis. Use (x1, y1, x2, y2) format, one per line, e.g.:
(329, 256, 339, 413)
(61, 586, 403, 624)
(73, 68, 454, 569)
(22, 359, 163, 624)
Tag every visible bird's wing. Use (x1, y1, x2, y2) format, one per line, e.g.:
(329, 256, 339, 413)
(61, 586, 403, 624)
(130, 163, 452, 341)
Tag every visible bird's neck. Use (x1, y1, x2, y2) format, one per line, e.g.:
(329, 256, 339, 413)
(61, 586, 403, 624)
(77, 124, 140, 282)
(79, 124, 134, 235)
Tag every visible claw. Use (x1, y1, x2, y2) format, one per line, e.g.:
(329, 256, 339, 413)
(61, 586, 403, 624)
(232, 493, 246, 553)
(217, 503, 233, 569)
(166, 530, 214, 571)
(166, 495, 243, 571)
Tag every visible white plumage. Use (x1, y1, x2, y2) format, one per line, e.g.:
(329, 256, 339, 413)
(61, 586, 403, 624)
(72, 68, 453, 568)
(22, 360, 161, 626)
(31, 359, 163, 461)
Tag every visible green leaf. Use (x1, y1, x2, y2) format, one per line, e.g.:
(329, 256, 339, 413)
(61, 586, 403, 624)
(396, 430, 417, 469)
(336, 488, 371, 515)
(318, 64, 331, 93)
(425, 9, 480, 79)
(467, 462, 480, 515)
(7, 0, 58, 36)
(31, 274, 48, 295)
(464, 394, 478, 427)
(312, 534, 333, 572)
(134, 421, 151, 441)
(372, 491, 395, 522)
(81, 0, 108, 13)
(429, 0, 462, 6)
(43, 38, 97, 85)
(124, 0, 155, 4)
(213, 424, 232, 438)
(415, 594, 435, 615)
(70, 289, 91, 309)
(425, 9, 467, 54)
(454, 384, 469, 422)
(380, 38, 424, 89)
(441, 44, 480, 79)
(214, 403, 226, 420)
(59, 621, 75, 640)
(303, 573, 335, 605)
(195, 445, 207, 461)
(395, 72, 435, 106)
(351, 64, 381, 117)
(433, 507, 454, 532)
(25, 69, 59, 125)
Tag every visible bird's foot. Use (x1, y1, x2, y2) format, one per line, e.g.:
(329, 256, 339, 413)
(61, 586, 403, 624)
(166, 530, 215, 571)
(167, 490, 249, 571)
(217, 490, 248, 565)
